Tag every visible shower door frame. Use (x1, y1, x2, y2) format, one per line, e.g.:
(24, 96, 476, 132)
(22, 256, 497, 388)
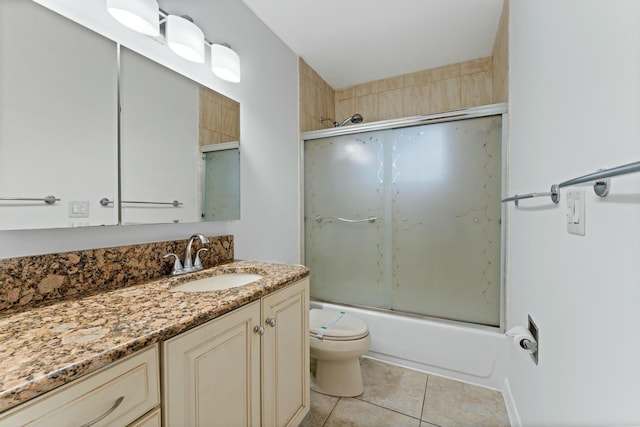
(300, 103, 509, 331)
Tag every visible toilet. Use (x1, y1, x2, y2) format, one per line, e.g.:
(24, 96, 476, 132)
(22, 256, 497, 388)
(309, 308, 371, 397)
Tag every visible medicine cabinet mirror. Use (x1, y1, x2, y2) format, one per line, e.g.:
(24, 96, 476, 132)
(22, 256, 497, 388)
(0, 0, 240, 231)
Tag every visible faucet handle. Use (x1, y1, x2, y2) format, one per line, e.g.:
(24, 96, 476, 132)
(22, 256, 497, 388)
(194, 248, 208, 270)
(163, 253, 183, 275)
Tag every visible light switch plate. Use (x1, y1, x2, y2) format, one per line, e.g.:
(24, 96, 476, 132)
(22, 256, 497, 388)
(69, 201, 90, 218)
(566, 189, 585, 236)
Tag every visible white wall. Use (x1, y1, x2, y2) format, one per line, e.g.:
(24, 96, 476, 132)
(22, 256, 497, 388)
(0, 0, 301, 264)
(507, 1, 640, 425)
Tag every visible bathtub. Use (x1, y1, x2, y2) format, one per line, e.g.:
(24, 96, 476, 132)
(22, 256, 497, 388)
(310, 300, 507, 390)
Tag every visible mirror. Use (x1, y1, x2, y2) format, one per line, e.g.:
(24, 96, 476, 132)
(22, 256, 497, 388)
(0, 0, 240, 230)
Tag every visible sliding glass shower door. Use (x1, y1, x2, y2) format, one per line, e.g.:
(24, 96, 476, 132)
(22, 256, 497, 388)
(304, 115, 503, 326)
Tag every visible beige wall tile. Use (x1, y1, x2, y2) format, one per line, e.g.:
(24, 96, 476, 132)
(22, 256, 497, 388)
(335, 97, 357, 124)
(403, 84, 430, 116)
(299, 57, 313, 81)
(494, 76, 508, 104)
(356, 93, 379, 122)
(461, 57, 493, 75)
(492, 0, 509, 103)
(299, 58, 337, 132)
(461, 71, 493, 108)
(201, 128, 220, 146)
(403, 69, 430, 87)
(431, 77, 461, 113)
(335, 86, 355, 101)
(379, 89, 404, 120)
(379, 75, 404, 92)
(300, 112, 314, 133)
(428, 63, 461, 81)
(322, 91, 335, 124)
(221, 106, 239, 139)
(356, 80, 380, 97)
(300, 76, 315, 114)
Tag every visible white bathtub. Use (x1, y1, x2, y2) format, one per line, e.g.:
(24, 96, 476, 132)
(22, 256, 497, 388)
(310, 300, 507, 390)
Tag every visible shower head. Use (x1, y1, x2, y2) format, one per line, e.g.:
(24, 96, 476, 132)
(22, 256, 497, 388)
(337, 113, 364, 127)
(320, 113, 365, 128)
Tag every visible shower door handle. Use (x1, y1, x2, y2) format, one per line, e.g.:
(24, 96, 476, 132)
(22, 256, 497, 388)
(314, 215, 378, 224)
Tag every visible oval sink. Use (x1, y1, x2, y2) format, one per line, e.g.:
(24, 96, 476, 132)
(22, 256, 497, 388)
(170, 273, 263, 292)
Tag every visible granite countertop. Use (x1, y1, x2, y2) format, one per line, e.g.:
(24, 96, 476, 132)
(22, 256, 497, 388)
(0, 260, 309, 413)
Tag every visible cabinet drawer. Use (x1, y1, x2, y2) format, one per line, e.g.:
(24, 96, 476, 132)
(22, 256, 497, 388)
(0, 344, 160, 427)
(128, 408, 161, 427)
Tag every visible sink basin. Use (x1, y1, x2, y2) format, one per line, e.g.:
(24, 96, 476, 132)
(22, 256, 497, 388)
(170, 273, 263, 292)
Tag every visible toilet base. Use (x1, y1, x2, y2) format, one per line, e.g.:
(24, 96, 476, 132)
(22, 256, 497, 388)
(311, 357, 364, 397)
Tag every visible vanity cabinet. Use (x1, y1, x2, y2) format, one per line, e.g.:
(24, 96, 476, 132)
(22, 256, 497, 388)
(0, 344, 160, 427)
(162, 278, 310, 427)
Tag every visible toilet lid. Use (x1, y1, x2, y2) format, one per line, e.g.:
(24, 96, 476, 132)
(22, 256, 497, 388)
(309, 309, 369, 340)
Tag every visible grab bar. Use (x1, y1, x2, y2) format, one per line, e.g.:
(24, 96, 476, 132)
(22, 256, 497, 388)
(502, 160, 640, 205)
(0, 195, 60, 205)
(314, 215, 378, 224)
(558, 160, 640, 197)
(100, 198, 182, 207)
(501, 186, 560, 206)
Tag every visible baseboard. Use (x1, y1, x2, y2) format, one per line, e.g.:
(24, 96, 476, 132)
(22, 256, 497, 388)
(503, 378, 521, 427)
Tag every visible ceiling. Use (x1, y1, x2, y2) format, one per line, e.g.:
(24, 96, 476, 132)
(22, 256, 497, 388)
(241, 0, 505, 89)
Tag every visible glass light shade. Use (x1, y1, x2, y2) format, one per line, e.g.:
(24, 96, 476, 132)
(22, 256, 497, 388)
(106, 0, 159, 36)
(210, 44, 241, 83)
(166, 15, 205, 63)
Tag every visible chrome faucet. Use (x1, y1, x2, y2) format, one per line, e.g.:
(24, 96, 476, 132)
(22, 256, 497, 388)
(184, 233, 209, 270)
(163, 233, 210, 275)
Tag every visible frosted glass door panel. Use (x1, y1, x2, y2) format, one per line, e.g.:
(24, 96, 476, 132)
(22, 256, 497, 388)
(202, 148, 240, 221)
(305, 133, 387, 308)
(391, 116, 502, 325)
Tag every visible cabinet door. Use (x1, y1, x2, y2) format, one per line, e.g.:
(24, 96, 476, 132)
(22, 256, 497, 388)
(163, 301, 261, 427)
(262, 278, 310, 427)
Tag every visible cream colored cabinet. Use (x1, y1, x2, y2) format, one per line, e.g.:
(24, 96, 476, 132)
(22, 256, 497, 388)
(162, 278, 310, 427)
(0, 344, 160, 427)
(162, 300, 262, 427)
(261, 278, 310, 427)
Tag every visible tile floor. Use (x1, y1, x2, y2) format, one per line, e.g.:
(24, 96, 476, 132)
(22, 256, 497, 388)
(301, 357, 510, 427)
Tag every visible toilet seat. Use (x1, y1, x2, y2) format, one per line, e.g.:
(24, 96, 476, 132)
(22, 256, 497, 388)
(309, 309, 369, 341)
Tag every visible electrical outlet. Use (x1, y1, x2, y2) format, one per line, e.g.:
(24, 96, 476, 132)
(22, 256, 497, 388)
(528, 315, 539, 365)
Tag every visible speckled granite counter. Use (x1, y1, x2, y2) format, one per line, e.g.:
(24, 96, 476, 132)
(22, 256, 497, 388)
(0, 260, 309, 412)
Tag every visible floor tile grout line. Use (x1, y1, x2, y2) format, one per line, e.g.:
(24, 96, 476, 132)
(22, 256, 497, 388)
(420, 374, 430, 422)
(321, 396, 341, 427)
(352, 395, 425, 422)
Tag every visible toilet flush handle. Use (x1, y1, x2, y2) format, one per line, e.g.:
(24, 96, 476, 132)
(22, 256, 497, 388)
(265, 318, 276, 327)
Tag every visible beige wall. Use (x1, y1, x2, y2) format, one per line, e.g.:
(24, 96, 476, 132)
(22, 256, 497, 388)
(492, 0, 509, 103)
(299, 58, 335, 132)
(300, 2, 510, 132)
(199, 86, 240, 145)
(334, 57, 494, 126)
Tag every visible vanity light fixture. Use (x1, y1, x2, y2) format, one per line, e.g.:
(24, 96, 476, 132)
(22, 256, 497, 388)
(165, 15, 205, 63)
(106, 0, 160, 36)
(210, 43, 241, 83)
(106, 1, 241, 82)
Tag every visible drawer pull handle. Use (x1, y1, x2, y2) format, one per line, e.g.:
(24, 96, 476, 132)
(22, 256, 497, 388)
(254, 325, 265, 335)
(265, 318, 276, 327)
(79, 395, 124, 427)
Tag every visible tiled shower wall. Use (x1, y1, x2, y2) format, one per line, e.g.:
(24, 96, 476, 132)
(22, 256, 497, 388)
(492, 0, 509, 103)
(299, 0, 509, 132)
(299, 58, 336, 132)
(199, 86, 240, 145)
(334, 57, 494, 125)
